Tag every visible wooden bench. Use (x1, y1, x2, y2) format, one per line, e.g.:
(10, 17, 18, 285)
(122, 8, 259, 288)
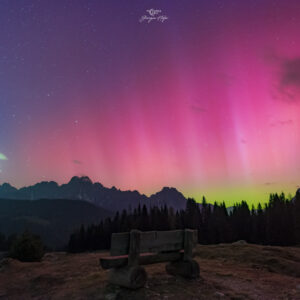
(100, 229, 199, 289)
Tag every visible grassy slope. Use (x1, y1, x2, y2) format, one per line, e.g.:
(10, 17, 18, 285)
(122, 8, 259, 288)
(0, 198, 111, 249)
(0, 243, 299, 299)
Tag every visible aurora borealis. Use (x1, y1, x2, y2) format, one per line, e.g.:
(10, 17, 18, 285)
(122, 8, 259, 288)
(1, 0, 300, 206)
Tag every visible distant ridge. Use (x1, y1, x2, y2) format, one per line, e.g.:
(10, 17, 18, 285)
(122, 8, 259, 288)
(0, 176, 187, 212)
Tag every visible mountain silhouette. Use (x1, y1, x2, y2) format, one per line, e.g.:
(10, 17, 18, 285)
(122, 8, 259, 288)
(149, 187, 187, 209)
(0, 176, 187, 211)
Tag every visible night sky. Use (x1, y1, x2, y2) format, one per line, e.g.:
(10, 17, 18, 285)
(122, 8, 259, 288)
(1, 0, 300, 206)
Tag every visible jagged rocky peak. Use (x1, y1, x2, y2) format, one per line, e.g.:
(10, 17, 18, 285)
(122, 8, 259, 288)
(0, 182, 17, 191)
(149, 186, 186, 210)
(153, 187, 182, 197)
(160, 187, 179, 193)
(1, 182, 13, 188)
(33, 181, 59, 187)
(94, 182, 104, 188)
(68, 176, 93, 185)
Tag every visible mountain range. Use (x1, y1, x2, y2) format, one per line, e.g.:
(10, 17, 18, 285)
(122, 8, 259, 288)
(1, 178, 299, 249)
(0, 176, 188, 212)
(0, 177, 188, 248)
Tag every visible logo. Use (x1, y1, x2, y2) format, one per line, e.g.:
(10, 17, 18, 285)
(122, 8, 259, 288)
(139, 8, 168, 23)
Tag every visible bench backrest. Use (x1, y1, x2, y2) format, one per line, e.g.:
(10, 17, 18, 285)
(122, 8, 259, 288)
(110, 229, 197, 256)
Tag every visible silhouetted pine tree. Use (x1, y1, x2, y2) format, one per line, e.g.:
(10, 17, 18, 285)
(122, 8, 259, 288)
(230, 201, 252, 242)
(185, 198, 198, 229)
(140, 205, 150, 231)
(212, 202, 231, 243)
(251, 203, 266, 244)
(266, 193, 294, 245)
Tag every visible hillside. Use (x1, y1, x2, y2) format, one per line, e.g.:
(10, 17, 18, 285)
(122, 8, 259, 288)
(0, 243, 299, 299)
(0, 198, 111, 249)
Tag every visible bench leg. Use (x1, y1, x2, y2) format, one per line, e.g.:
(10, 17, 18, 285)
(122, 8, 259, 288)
(165, 259, 200, 279)
(108, 265, 147, 289)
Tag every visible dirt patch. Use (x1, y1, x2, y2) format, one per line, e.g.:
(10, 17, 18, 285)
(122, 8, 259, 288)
(0, 244, 299, 299)
(195, 243, 300, 278)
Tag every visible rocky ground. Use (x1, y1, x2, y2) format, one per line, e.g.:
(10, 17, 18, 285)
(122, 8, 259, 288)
(0, 243, 300, 300)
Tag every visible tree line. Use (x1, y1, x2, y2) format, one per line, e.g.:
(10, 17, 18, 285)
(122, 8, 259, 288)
(68, 191, 300, 252)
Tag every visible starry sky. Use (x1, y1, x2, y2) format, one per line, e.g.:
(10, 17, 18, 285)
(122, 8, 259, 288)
(1, 0, 300, 206)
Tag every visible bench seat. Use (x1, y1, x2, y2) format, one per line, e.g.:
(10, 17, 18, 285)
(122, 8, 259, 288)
(100, 250, 185, 269)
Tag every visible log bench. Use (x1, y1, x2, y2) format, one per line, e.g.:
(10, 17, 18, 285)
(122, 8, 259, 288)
(100, 229, 199, 289)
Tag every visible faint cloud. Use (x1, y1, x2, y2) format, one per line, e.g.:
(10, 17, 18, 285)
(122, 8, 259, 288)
(270, 119, 294, 127)
(240, 139, 247, 144)
(264, 182, 275, 186)
(217, 73, 235, 86)
(279, 120, 294, 125)
(279, 57, 300, 101)
(73, 160, 82, 165)
(267, 51, 300, 103)
(190, 105, 208, 113)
